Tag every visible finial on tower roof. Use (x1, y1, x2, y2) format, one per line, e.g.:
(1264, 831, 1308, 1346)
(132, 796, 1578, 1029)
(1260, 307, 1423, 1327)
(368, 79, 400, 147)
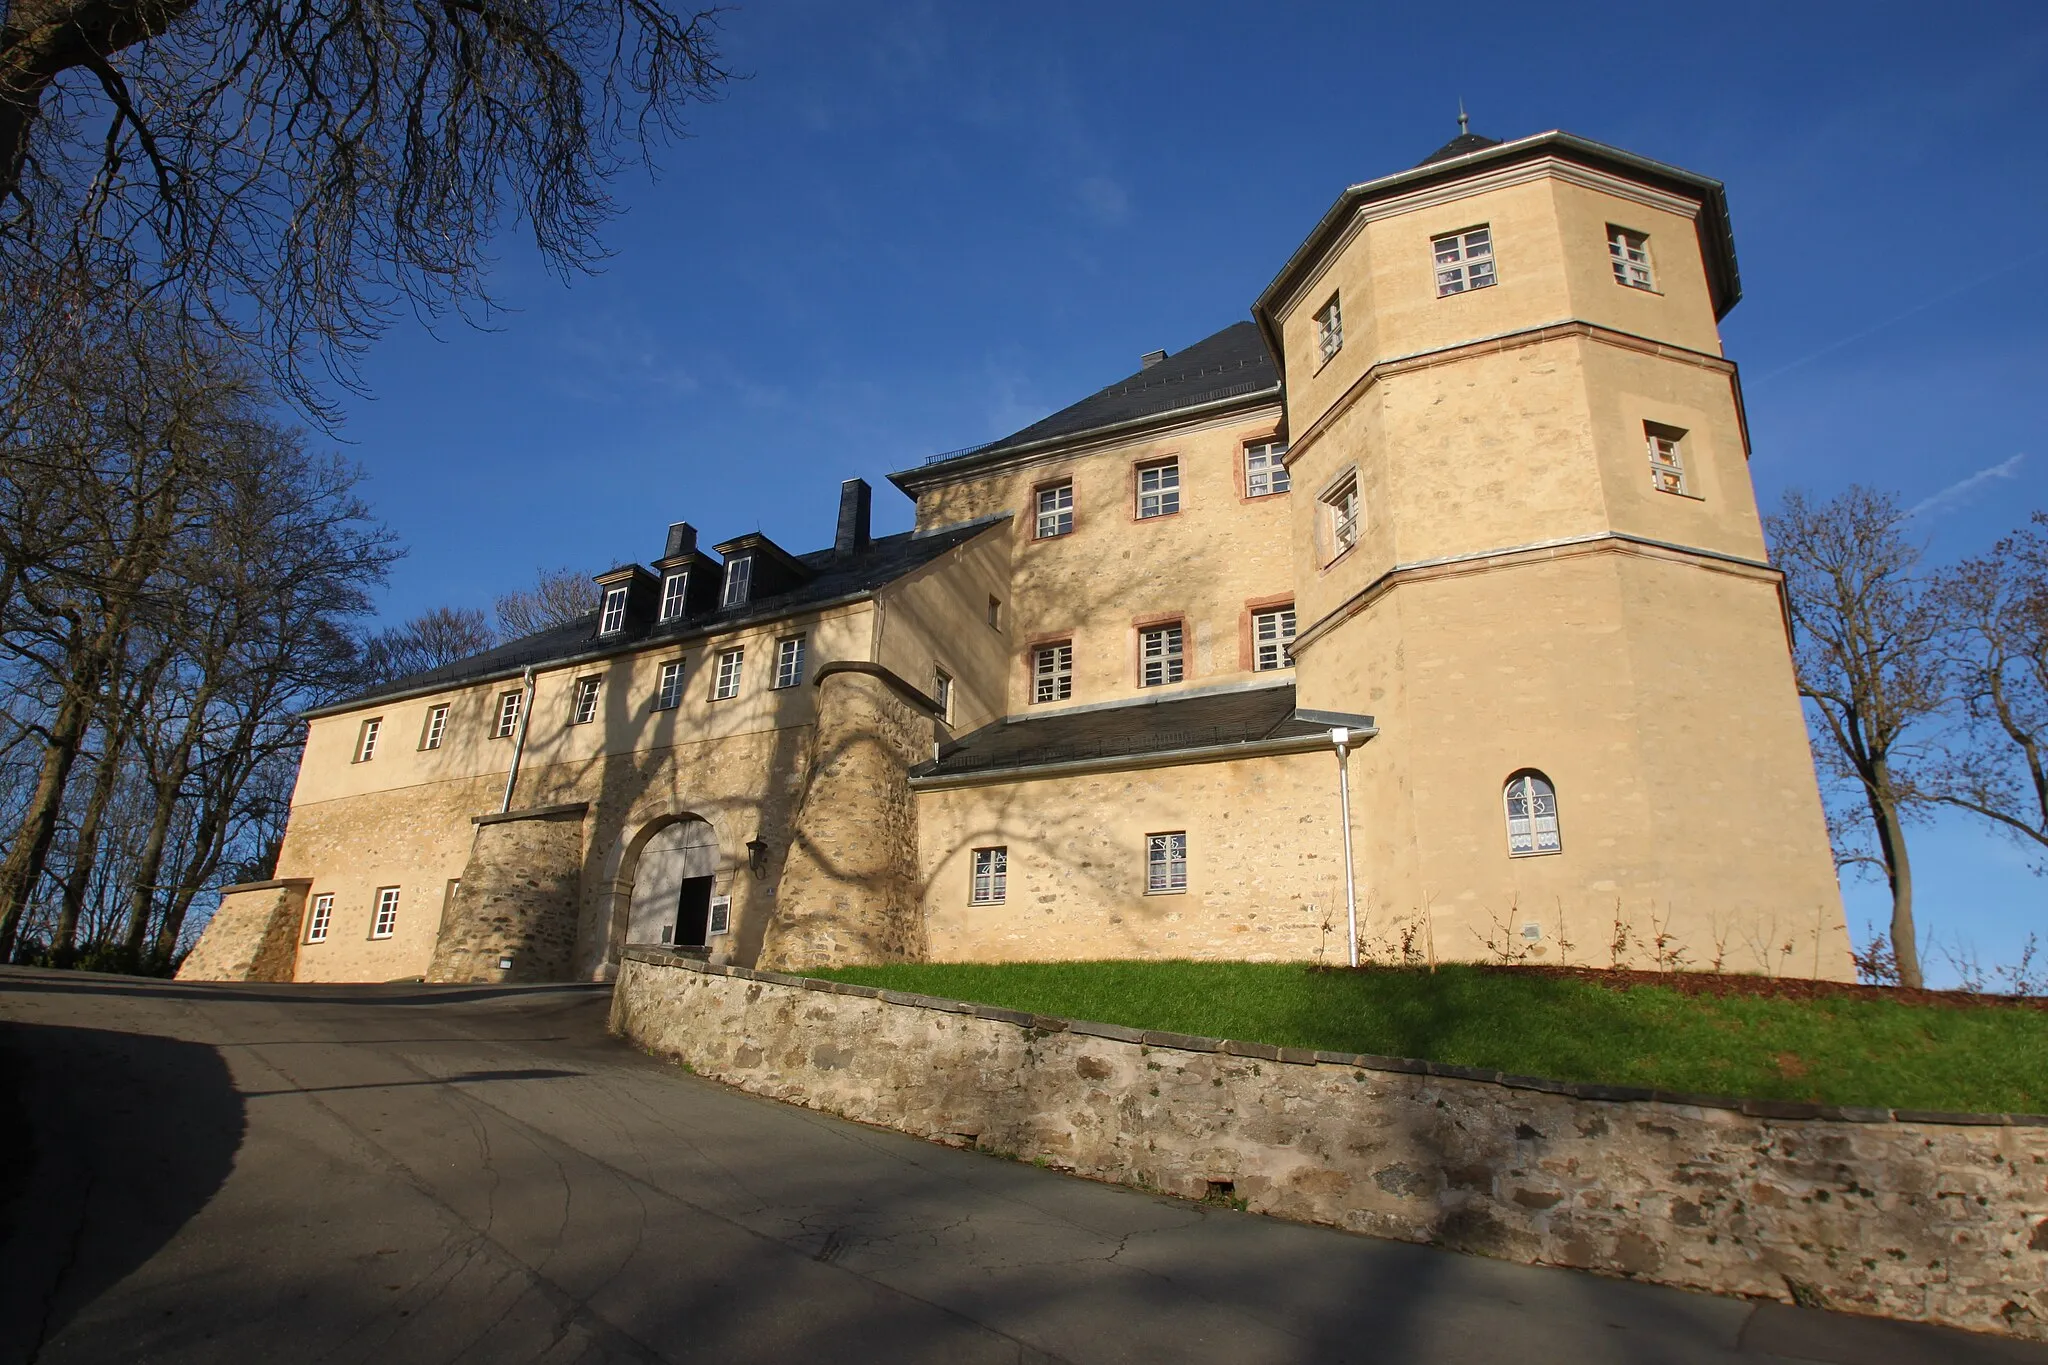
(1458, 98, 1469, 135)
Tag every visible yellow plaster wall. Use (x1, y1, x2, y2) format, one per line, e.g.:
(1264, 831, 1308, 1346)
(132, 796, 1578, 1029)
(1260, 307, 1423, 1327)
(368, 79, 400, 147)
(871, 524, 1016, 735)
(910, 406, 1299, 715)
(916, 751, 1349, 962)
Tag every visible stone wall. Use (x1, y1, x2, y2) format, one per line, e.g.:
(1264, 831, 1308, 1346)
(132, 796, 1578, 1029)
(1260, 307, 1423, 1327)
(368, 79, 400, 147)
(176, 879, 310, 981)
(427, 804, 587, 983)
(759, 667, 936, 970)
(613, 950, 2048, 1342)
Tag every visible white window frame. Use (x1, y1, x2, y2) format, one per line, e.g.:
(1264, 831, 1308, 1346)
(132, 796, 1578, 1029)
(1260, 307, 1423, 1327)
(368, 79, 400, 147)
(1646, 423, 1690, 496)
(1608, 225, 1654, 290)
(1320, 471, 1360, 561)
(420, 704, 448, 751)
(1136, 459, 1180, 519)
(1139, 623, 1184, 688)
(306, 892, 333, 944)
(970, 847, 1007, 905)
(1035, 481, 1075, 539)
(599, 586, 628, 635)
(1253, 607, 1296, 671)
(572, 676, 601, 724)
(712, 648, 744, 701)
(371, 886, 400, 939)
(652, 660, 683, 710)
(1244, 440, 1291, 497)
(1314, 294, 1342, 363)
(1504, 771, 1563, 856)
(722, 556, 753, 608)
(773, 635, 806, 689)
(1433, 226, 1497, 296)
(1146, 832, 1188, 895)
(1032, 643, 1072, 704)
(659, 571, 688, 622)
(493, 690, 523, 739)
(933, 667, 952, 722)
(354, 717, 381, 763)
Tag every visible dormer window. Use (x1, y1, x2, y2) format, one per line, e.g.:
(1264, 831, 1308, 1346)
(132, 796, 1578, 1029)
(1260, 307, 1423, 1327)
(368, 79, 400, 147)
(659, 571, 688, 622)
(722, 555, 753, 608)
(599, 586, 627, 635)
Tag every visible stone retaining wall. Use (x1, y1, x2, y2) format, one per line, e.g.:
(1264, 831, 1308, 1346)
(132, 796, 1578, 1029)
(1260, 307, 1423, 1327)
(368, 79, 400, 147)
(611, 949, 2048, 1341)
(177, 879, 309, 982)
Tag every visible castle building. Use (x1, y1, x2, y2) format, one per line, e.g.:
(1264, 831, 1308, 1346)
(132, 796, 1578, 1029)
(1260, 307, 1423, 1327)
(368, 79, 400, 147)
(180, 127, 1853, 985)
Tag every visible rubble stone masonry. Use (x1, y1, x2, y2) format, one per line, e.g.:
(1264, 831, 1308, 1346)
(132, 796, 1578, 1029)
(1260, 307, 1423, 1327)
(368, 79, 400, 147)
(613, 950, 2048, 1343)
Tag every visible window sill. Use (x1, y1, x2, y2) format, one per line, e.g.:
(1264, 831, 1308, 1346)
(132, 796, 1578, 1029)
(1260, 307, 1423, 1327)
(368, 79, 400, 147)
(1655, 487, 1705, 502)
(1134, 509, 1182, 523)
(1615, 281, 1663, 296)
(1144, 888, 1187, 897)
(1319, 543, 1358, 573)
(1507, 848, 1563, 859)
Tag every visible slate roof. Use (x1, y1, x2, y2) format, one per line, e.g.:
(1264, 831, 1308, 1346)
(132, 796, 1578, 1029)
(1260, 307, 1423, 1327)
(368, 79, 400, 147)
(1417, 131, 1503, 165)
(891, 322, 1278, 493)
(914, 684, 1324, 779)
(309, 516, 1008, 717)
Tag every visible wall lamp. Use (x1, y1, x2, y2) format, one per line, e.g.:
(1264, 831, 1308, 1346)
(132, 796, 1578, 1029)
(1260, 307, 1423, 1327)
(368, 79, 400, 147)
(746, 838, 770, 876)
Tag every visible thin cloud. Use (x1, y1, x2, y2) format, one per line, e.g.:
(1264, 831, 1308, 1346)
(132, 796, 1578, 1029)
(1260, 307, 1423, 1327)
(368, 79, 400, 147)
(1907, 453, 2025, 518)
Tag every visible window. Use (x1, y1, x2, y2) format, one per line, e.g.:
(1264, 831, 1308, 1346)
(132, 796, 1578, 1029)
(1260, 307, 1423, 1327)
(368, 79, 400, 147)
(654, 660, 685, 710)
(1320, 472, 1361, 560)
(306, 893, 333, 944)
(773, 635, 806, 689)
(1146, 832, 1188, 894)
(1136, 459, 1180, 519)
(599, 586, 627, 635)
(722, 556, 752, 608)
(970, 847, 1007, 904)
(1035, 481, 1074, 539)
(1646, 422, 1689, 496)
(420, 704, 448, 750)
(494, 690, 523, 739)
(933, 667, 953, 722)
(987, 596, 1002, 629)
(1139, 623, 1184, 688)
(1315, 294, 1342, 363)
(371, 886, 400, 939)
(1253, 607, 1297, 671)
(1504, 771, 1563, 856)
(1033, 643, 1073, 704)
(1434, 226, 1496, 295)
(1608, 226, 1654, 290)
(712, 648, 744, 700)
(572, 677, 601, 724)
(1244, 439, 1290, 497)
(354, 717, 381, 763)
(659, 571, 688, 622)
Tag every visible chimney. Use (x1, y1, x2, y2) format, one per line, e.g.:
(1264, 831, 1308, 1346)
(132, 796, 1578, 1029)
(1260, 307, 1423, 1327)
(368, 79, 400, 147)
(834, 478, 872, 557)
(663, 521, 697, 561)
(1140, 349, 1168, 369)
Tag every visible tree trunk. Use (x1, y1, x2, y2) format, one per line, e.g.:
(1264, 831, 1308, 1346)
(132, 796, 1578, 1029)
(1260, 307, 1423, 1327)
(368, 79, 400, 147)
(1866, 761, 1922, 988)
(52, 723, 126, 966)
(120, 737, 190, 966)
(0, 645, 105, 957)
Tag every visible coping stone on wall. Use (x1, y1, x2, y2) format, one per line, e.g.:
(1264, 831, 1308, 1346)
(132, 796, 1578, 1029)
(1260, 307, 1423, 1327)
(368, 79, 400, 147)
(610, 947, 2048, 1128)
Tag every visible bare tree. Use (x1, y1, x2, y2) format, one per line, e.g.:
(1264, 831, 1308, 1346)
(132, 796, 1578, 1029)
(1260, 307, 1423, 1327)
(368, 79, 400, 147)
(1767, 487, 1950, 989)
(1, 0, 729, 413)
(1926, 513, 2048, 864)
(495, 566, 595, 638)
(362, 607, 495, 684)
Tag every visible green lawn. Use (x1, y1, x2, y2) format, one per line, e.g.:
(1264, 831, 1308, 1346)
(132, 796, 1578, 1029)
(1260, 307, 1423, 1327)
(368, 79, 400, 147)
(810, 961, 2048, 1114)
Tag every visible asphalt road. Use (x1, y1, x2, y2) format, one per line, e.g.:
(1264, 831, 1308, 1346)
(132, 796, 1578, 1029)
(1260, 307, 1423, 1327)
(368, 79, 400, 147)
(1, 969, 2042, 1364)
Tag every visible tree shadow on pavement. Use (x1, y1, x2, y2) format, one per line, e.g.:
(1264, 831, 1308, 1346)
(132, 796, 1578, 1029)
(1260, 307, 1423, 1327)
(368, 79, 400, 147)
(0, 1020, 245, 1362)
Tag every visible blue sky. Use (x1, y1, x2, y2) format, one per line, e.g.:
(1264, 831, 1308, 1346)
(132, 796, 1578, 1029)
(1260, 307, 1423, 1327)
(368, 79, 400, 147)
(332, 1, 2048, 980)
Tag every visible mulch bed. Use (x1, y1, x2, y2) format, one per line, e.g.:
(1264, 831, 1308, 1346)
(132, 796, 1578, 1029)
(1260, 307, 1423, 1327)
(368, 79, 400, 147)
(1332, 962, 2048, 1011)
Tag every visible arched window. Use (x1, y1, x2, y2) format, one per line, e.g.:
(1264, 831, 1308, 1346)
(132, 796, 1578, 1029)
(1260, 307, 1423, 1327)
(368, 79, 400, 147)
(1504, 771, 1562, 856)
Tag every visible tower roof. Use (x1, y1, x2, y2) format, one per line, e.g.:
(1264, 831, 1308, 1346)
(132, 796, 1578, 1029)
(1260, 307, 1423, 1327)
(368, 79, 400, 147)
(1417, 131, 1502, 166)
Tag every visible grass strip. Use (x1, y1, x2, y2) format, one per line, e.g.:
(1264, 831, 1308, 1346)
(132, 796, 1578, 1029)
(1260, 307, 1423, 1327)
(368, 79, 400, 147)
(810, 960, 2048, 1114)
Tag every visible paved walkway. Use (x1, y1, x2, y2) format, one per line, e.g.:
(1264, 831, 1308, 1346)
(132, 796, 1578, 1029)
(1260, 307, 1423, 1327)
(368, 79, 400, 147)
(1, 968, 2040, 1364)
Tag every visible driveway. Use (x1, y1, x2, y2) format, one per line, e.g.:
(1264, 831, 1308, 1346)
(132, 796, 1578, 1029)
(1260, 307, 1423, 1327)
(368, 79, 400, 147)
(0, 968, 2038, 1364)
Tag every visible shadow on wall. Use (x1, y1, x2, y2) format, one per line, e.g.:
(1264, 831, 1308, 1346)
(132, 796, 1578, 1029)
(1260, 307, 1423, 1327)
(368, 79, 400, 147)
(0, 1018, 246, 1360)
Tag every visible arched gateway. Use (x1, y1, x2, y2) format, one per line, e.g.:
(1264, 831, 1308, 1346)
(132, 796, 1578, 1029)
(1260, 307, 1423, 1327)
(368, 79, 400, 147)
(624, 816, 720, 949)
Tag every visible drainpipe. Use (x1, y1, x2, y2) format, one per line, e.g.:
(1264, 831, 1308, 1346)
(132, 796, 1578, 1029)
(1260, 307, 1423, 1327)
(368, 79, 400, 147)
(1333, 727, 1359, 968)
(500, 666, 536, 814)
